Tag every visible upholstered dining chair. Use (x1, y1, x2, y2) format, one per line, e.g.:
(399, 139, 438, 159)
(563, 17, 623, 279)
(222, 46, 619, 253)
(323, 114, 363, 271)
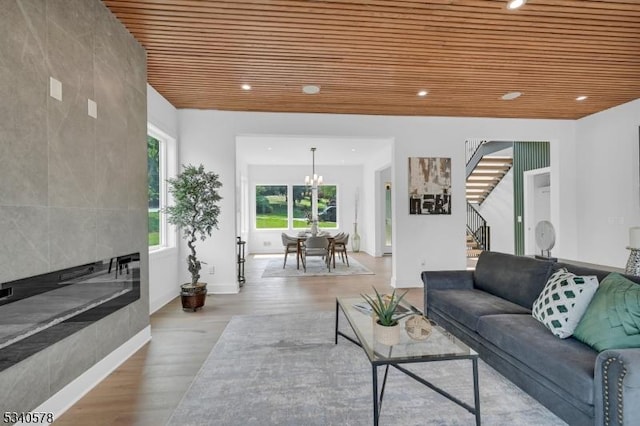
(332, 233, 350, 268)
(301, 236, 331, 272)
(281, 233, 299, 268)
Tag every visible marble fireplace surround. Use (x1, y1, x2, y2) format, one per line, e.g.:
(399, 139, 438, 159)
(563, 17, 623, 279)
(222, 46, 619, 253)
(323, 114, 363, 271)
(0, 254, 140, 372)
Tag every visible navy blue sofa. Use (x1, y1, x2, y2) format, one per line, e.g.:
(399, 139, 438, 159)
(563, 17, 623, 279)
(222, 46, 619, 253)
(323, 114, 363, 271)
(422, 251, 640, 426)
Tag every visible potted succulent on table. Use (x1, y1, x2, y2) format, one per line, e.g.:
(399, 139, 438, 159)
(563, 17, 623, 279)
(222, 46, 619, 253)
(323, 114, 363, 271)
(361, 287, 408, 346)
(165, 164, 222, 311)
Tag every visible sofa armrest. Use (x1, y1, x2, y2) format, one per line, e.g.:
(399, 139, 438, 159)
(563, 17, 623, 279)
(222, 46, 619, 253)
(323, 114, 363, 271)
(595, 349, 640, 426)
(422, 270, 474, 313)
(421, 270, 475, 291)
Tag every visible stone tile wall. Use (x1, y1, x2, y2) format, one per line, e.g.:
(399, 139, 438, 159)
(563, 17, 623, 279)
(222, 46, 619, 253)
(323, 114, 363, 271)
(0, 0, 148, 414)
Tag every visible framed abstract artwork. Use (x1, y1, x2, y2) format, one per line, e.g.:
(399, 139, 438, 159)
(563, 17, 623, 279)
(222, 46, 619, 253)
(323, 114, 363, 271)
(408, 157, 452, 215)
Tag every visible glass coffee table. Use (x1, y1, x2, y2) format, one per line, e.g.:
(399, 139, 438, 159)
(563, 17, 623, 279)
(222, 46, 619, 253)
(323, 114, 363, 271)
(335, 297, 481, 426)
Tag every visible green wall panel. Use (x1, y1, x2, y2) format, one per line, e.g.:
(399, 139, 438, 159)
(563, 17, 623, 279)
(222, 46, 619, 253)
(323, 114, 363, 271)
(513, 142, 550, 255)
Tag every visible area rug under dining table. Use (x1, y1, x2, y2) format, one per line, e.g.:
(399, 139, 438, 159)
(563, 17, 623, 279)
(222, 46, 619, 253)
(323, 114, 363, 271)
(167, 311, 566, 426)
(261, 256, 374, 278)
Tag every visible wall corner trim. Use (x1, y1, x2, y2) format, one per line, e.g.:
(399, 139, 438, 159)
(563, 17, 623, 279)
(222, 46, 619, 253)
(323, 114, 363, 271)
(390, 277, 424, 289)
(19, 326, 152, 425)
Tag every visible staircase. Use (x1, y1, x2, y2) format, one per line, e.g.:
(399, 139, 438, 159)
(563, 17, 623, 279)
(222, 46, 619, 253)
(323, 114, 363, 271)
(466, 156, 513, 205)
(466, 233, 483, 258)
(465, 140, 513, 259)
(466, 201, 490, 258)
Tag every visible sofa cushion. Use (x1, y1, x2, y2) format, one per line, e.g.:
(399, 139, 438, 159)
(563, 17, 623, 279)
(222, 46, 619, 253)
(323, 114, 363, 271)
(532, 268, 599, 338)
(573, 273, 640, 352)
(477, 314, 597, 405)
(428, 289, 531, 332)
(474, 251, 554, 309)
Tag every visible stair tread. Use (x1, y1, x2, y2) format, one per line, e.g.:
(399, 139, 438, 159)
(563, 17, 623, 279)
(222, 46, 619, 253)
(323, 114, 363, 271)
(466, 156, 512, 204)
(481, 156, 512, 161)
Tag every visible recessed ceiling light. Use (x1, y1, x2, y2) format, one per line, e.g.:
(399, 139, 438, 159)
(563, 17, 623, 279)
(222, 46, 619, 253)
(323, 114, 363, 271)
(507, 0, 526, 10)
(417, 90, 428, 97)
(302, 85, 320, 95)
(501, 91, 523, 100)
(241, 84, 251, 91)
(576, 95, 588, 101)
(351, 148, 356, 152)
(267, 147, 272, 151)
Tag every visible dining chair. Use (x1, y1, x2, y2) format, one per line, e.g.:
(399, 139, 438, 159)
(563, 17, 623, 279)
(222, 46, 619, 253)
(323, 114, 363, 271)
(301, 236, 331, 272)
(281, 233, 299, 269)
(332, 233, 350, 268)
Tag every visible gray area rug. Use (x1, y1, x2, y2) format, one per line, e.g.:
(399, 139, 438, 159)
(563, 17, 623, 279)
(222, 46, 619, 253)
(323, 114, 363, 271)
(261, 256, 374, 278)
(168, 311, 566, 426)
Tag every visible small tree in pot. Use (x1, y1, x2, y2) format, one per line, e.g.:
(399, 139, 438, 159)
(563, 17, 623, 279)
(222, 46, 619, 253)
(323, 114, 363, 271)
(165, 164, 222, 311)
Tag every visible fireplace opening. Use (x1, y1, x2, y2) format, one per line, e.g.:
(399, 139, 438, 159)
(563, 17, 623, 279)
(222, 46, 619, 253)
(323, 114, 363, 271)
(0, 253, 141, 372)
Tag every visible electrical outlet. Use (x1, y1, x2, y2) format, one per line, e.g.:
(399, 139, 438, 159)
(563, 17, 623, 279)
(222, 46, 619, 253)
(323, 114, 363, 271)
(49, 77, 62, 101)
(209, 265, 215, 275)
(263, 241, 271, 246)
(88, 99, 97, 118)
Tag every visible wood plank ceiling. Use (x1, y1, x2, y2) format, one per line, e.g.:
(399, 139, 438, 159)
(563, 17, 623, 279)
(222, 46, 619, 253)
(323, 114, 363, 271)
(103, 0, 640, 119)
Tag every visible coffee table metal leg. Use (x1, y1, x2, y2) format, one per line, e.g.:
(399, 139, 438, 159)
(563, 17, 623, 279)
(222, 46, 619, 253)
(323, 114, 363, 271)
(372, 364, 380, 426)
(334, 300, 339, 344)
(473, 357, 481, 426)
(379, 364, 390, 410)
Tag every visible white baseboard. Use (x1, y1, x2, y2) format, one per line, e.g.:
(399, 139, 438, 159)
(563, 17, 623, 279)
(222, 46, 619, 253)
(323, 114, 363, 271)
(391, 276, 423, 289)
(150, 288, 179, 314)
(18, 326, 151, 426)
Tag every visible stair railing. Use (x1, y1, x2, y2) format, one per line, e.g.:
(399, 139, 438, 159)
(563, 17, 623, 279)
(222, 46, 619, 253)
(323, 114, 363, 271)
(465, 139, 485, 165)
(467, 201, 490, 251)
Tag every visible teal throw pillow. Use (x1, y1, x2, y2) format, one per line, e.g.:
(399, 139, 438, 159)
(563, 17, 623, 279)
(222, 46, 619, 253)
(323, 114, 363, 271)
(573, 273, 640, 351)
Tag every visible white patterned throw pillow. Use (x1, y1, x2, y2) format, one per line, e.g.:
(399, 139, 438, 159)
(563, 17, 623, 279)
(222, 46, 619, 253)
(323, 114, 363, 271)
(532, 268, 599, 339)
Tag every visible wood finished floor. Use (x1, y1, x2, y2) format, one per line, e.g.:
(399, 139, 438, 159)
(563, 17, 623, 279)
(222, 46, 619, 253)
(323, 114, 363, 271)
(55, 253, 423, 425)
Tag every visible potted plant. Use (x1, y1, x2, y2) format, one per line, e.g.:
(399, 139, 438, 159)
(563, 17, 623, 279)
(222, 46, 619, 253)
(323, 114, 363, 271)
(165, 164, 222, 311)
(361, 287, 408, 345)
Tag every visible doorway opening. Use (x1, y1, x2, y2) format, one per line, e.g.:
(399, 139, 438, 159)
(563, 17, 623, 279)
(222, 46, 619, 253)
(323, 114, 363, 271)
(524, 167, 551, 256)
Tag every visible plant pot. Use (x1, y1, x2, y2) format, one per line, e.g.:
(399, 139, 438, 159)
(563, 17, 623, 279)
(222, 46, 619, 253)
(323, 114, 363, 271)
(373, 320, 400, 346)
(180, 282, 207, 311)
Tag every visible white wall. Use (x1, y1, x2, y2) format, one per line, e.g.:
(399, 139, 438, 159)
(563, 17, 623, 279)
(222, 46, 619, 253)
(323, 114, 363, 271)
(178, 111, 240, 294)
(476, 169, 515, 254)
(178, 110, 576, 290)
(147, 84, 181, 312)
(248, 164, 363, 253)
(575, 98, 640, 267)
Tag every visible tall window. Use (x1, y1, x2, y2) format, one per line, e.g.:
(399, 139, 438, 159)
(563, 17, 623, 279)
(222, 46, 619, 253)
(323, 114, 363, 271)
(255, 185, 288, 229)
(255, 184, 338, 229)
(147, 135, 162, 247)
(292, 185, 337, 229)
(147, 124, 175, 250)
(291, 185, 310, 228)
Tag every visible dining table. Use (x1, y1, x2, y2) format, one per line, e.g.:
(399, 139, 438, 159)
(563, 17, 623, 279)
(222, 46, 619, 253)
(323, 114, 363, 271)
(295, 231, 335, 270)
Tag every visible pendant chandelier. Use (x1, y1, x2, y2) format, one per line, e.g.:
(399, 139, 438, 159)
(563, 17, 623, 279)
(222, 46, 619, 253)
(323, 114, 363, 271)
(305, 147, 323, 186)
(305, 147, 322, 235)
